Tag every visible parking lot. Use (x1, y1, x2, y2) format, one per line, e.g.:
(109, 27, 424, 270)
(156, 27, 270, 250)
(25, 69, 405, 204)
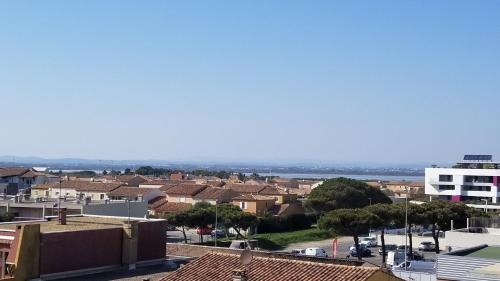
(282, 235, 438, 267)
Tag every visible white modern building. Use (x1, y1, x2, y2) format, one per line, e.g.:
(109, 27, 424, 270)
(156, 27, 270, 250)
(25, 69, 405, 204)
(425, 155, 500, 205)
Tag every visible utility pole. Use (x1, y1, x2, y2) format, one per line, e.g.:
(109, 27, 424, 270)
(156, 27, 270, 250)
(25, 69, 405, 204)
(58, 177, 62, 218)
(404, 187, 408, 271)
(215, 199, 218, 247)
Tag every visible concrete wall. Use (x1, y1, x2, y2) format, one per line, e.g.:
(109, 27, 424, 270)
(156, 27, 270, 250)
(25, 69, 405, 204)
(444, 230, 500, 248)
(39, 228, 123, 275)
(82, 201, 148, 218)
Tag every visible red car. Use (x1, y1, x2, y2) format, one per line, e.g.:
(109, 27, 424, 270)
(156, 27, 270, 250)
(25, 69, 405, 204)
(196, 227, 212, 235)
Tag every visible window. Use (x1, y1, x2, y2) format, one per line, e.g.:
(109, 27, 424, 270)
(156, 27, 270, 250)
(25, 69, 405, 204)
(463, 185, 491, 192)
(239, 201, 247, 209)
(464, 176, 493, 183)
(100, 194, 105, 200)
(439, 175, 453, 182)
(439, 185, 455, 190)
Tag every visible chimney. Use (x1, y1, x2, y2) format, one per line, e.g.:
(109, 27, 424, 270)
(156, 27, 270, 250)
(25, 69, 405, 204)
(58, 208, 67, 225)
(232, 269, 247, 281)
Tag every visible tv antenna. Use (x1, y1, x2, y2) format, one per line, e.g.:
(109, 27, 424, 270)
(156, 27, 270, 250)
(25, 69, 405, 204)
(240, 248, 253, 266)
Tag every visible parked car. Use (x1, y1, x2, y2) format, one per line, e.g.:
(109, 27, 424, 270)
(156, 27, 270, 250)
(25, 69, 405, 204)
(304, 247, 328, 257)
(196, 227, 212, 235)
(360, 237, 378, 247)
(378, 244, 397, 255)
(229, 240, 258, 250)
(420, 231, 444, 238)
(349, 244, 371, 257)
(418, 241, 436, 251)
(291, 249, 306, 256)
(210, 229, 226, 238)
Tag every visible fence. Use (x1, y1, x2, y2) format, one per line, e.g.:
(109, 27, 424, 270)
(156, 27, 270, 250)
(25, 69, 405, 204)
(470, 216, 500, 228)
(392, 270, 436, 281)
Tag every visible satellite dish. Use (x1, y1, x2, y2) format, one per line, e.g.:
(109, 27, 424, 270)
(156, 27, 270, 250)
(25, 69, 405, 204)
(240, 249, 253, 266)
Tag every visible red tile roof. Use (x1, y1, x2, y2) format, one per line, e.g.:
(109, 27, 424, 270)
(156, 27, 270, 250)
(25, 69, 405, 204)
(155, 202, 192, 214)
(33, 181, 123, 192)
(193, 187, 235, 200)
(108, 187, 158, 197)
(224, 184, 268, 194)
(160, 252, 395, 281)
(0, 168, 30, 178)
(165, 184, 207, 196)
(232, 194, 276, 202)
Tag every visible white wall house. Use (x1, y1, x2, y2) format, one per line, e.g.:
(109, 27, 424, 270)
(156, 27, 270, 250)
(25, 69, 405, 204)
(425, 155, 500, 206)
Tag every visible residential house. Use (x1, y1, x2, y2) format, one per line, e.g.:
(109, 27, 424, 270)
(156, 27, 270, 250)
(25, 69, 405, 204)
(192, 187, 237, 205)
(268, 203, 305, 216)
(231, 194, 276, 217)
(159, 252, 403, 281)
(169, 172, 185, 181)
(271, 177, 299, 189)
(108, 186, 162, 202)
(165, 184, 207, 204)
(0, 167, 53, 192)
(259, 186, 298, 204)
(31, 181, 123, 201)
(117, 175, 149, 187)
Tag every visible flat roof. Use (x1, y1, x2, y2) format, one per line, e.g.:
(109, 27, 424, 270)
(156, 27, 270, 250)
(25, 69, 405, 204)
(465, 246, 500, 261)
(0, 216, 129, 233)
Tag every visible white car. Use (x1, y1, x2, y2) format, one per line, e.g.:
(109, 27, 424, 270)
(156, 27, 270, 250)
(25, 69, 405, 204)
(291, 249, 306, 256)
(360, 237, 378, 247)
(304, 247, 328, 257)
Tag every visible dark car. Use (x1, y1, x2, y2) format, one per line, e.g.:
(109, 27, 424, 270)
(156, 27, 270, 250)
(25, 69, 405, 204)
(349, 244, 371, 257)
(210, 229, 226, 238)
(378, 244, 397, 255)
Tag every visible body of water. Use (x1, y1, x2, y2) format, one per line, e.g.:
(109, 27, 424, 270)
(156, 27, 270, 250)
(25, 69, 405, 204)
(256, 173, 424, 181)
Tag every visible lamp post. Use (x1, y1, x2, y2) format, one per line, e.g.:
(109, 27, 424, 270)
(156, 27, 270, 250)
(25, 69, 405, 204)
(58, 177, 62, 220)
(368, 197, 372, 234)
(215, 199, 218, 247)
(404, 187, 408, 271)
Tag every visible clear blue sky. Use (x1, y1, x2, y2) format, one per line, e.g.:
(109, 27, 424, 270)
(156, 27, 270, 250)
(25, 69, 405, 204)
(1, 1, 499, 164)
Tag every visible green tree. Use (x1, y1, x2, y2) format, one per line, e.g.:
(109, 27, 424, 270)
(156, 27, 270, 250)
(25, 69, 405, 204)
(365, 203, 398, 265)
(237, 172, 247, 182)
(102, 170, 108, 175)
(318, 208, 382, 261)
(124, 168, 132, 175)
(166, 210, 191, 243)
(420, 200, 485, 253)
(305, 177, 392, 215)
(217, 204, 258, 238)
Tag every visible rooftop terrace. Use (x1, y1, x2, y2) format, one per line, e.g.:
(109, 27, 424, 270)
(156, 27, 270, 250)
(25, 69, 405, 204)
(0, 216, 130, 233)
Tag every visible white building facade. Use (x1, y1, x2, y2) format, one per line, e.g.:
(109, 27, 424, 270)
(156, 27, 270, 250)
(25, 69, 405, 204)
(425, 155, 500, 204)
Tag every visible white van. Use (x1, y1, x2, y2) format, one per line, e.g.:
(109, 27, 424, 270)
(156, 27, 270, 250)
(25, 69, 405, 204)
(360, 237, 378, 247)
(304, 247, 328, 257)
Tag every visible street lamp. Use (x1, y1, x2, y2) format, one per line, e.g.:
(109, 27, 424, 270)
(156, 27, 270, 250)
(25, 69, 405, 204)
(215, 199, 218, 247)
(404, 187, 409, 271)
(368, 197, 372, 234)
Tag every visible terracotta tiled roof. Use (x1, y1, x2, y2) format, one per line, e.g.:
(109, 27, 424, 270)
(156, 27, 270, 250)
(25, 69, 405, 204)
(155, 202, 192, 214)
(386, 181, 425, 187)
(31, 181, 123, 192)
(165, 184, 207, 196)
(159, 184, 178, 192)
(0, 168, 30, 178)
(148, 196, 167, 208)
(193, 187, 235, 200)
(159, 252, 392, 281)
(224, 184, 268, 194)
(108, 187, 157, 197)
(20, 170, 45, 178)
(259, 186, 288, 195)
(232, 194, 276, 201)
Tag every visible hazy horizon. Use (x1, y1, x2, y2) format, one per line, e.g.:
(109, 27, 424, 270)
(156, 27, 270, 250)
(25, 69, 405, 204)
(1, 1, 499, 163)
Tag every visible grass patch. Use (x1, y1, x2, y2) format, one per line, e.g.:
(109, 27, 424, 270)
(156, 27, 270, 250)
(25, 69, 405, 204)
(251, 228, 335, 251)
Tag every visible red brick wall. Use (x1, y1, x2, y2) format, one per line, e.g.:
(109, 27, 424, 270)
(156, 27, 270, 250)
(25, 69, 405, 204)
(137, 220, 167, 261)
(39, 228, 123, 275)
